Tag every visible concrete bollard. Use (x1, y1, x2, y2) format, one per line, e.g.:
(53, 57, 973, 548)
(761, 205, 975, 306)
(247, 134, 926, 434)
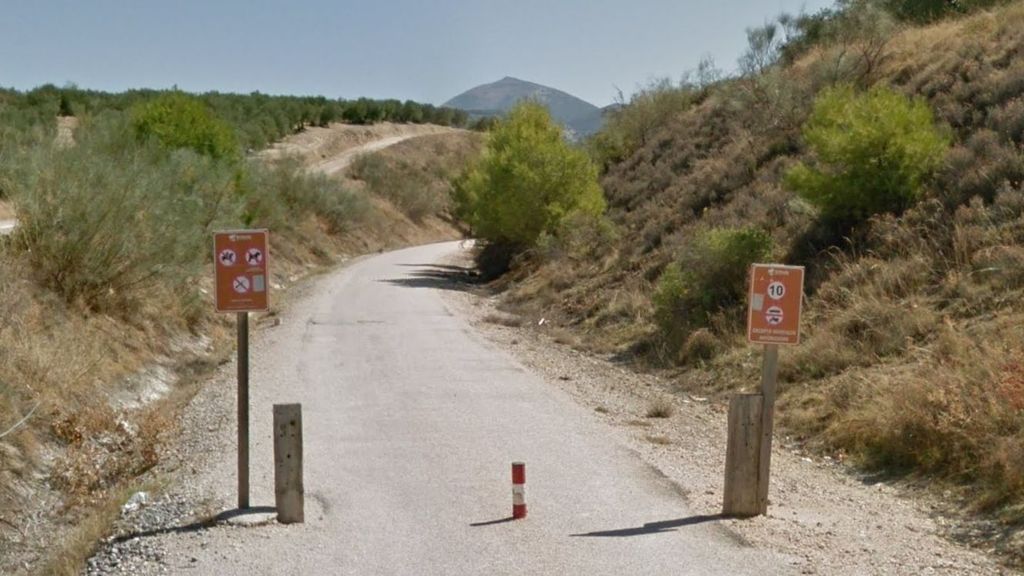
(273, 404, 304, 524)
(723, 394, 763, 518)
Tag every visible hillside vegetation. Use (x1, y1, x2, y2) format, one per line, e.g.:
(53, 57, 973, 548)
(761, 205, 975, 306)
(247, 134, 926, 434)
(492, 0, 1024, 558)
(0, 88, 479, 574)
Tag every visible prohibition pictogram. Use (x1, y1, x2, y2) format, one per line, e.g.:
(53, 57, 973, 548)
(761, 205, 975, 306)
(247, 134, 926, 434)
(765, 306, 784, 326)
(219, 249, 238, 266)
(246, 248, 263, 265)
(214, 229, 269, 313)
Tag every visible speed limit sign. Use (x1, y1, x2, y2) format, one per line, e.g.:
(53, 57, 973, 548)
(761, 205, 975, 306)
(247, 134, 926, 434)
(747, 264, 804, 345)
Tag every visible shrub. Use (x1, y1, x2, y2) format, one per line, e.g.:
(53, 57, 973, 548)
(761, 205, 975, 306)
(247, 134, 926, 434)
(4, 116, 210, 311)
(131, 92, 239, 160)
(588, 79, 695, 169)
(681, 328, 722, 364)
(455, 102, 605, 269)
(654, 227, 773, 355)
(348, 153, 444, 222)
(785, 85, 950, 225)
(241, 157, 370, 233)
(645, 398, 676, 419)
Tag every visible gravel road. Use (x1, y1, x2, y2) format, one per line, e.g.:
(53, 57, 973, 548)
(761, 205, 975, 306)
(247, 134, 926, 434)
(89, 241, 800, 575)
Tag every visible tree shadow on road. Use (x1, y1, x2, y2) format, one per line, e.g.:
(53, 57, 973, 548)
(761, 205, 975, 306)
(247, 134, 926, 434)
(570, 514, 725, 537)
(380, 264, 481, 292)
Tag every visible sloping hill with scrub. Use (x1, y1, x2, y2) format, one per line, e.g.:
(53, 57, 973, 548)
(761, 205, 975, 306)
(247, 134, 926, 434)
(0, 89, 480, 574)
(486, 0, 1024, 561)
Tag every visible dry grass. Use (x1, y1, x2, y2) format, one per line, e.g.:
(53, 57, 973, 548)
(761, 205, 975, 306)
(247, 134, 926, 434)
(486, 0, 1024, 536)
(483, 312, 524, 328)
(645, 398, 676, 419)
(347, 132, 483, 222)
(38, 481, 161, 576)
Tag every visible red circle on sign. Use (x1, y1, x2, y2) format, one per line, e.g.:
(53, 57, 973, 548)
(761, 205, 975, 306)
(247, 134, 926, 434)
(766, 306, 784, 326)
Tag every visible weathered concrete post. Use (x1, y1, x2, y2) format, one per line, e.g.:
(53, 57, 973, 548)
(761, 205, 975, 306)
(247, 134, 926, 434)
(723, 393, 763, 517)
(273, 404, 304, 524)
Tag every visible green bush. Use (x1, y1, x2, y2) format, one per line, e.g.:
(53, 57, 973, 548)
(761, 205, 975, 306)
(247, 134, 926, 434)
(654, 227, 773, 357)
(455, 102, 605, 266)
(785, 85, 949, 224)
(131, 92, 239, 160)
(3, 116, 210, 310)
(241, 157, 370, 233)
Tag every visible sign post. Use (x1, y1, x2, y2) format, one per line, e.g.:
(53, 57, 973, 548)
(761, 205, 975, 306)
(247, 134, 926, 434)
(725, 263, 804, 517)
(214, 230, 270, 510)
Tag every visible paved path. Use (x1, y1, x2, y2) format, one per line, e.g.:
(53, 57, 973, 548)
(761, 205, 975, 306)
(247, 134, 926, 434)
(157, 241, 798, 575)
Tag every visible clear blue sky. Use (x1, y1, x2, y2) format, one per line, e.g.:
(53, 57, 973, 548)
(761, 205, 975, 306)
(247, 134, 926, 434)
(0, 0, 836, 107)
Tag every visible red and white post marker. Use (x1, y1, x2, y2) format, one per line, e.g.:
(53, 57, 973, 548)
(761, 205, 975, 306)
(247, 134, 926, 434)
(512, 462, 527, 519)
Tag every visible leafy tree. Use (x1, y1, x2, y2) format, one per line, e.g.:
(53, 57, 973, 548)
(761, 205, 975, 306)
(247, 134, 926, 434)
(131, 92, 239, 160)
(739, 22, 784, 76)
(456, 102, 605, 267)
(785, 85, 949, 223)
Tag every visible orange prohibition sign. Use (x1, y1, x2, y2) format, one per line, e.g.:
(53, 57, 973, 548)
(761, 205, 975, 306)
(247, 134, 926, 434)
(747, 263, 805, 346)
(214, 230, 270, 313)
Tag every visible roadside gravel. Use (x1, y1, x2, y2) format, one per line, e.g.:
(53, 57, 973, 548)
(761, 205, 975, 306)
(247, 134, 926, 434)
(83, 274, 331, 576)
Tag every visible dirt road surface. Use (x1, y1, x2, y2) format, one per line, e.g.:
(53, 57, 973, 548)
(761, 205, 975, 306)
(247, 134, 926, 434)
(102, 241, 800, 575)
(260, 122, 456, 176)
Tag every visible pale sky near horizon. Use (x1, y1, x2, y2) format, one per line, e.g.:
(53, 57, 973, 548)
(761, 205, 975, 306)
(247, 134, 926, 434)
(0, 0, 836, 107)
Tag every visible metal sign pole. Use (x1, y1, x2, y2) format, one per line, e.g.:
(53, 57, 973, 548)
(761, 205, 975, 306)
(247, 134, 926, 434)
(237, 311, 250, 510)
(756, 343, 780, 514)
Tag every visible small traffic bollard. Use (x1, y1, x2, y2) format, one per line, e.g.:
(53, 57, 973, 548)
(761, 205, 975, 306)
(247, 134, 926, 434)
(512, 462, 527, 519)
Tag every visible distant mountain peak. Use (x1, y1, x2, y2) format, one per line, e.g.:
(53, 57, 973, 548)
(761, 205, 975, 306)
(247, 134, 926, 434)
(444, 77, 604, 138)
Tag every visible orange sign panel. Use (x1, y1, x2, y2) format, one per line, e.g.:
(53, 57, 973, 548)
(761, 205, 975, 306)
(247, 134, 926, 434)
(214, 230, 269, 313)
(747, 263, 805, 346)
